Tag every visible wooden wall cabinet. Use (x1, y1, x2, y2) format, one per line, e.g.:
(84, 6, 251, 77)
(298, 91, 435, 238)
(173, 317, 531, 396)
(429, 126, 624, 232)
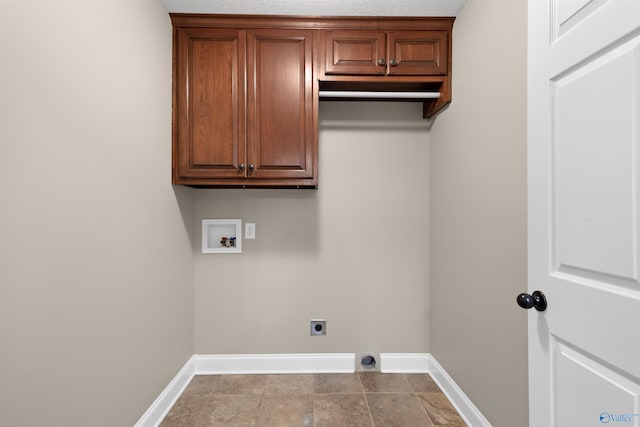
(171, 15, 454, 188)
(173, 27, 246, 183)
(323, 30, 448, 77)
(172, 20, 316, 187)
(246, 29, 315, 185)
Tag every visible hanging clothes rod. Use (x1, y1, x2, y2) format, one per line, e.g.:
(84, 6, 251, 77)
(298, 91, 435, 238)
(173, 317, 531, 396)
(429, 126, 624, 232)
(319, 91, 441, 99)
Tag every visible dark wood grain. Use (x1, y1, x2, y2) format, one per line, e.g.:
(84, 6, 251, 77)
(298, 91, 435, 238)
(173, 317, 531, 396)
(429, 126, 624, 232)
(171, 15, 454, 187)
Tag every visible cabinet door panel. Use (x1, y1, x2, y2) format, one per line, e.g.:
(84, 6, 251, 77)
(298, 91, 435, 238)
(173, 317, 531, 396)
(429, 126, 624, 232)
(324, 30, 386, 75)
(388, 31, 448, 75)
(175, 28, 245, 180)
(247, 29, 314, 180)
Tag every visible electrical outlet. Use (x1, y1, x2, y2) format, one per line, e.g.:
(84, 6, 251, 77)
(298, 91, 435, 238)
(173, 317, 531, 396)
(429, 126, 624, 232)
(310, 319, 326, 336)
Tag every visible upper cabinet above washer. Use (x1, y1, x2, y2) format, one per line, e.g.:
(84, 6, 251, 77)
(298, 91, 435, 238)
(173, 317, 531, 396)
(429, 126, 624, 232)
(323, 30, 449, 77)
(170, 15, 455, 188)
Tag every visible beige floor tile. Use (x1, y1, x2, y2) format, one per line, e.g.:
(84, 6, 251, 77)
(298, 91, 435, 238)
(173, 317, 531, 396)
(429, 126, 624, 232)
(183, 375, 222, 397)
(366, 393, 435, 427)
(210, 374, 267, 395)
(264, 374, 313, 395)
(359, 372, 412, 393)
(314, 373, 363, 393)
(159, 373, 467, 427)
(314, 393, 373, 427)
(417, 392, 467, 426)
(405, 374, 442, 393)
(255, 395, 313, 426)
(194, 394, 261, 427)
(159, 392, 209, 427)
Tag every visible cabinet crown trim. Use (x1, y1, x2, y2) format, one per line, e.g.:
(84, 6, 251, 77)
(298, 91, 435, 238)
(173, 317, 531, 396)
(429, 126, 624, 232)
(170, 14, 455, 30)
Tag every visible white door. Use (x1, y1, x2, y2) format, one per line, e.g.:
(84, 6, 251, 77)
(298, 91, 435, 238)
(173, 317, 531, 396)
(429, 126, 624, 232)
(527, 0, 640, 426)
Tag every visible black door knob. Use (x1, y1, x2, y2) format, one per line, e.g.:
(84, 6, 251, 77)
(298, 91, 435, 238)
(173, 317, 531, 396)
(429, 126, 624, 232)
(516, 291, 547, 312)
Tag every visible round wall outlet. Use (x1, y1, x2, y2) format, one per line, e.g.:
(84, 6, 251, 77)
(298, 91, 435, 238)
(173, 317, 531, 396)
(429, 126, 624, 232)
(310, 320, 326, 336)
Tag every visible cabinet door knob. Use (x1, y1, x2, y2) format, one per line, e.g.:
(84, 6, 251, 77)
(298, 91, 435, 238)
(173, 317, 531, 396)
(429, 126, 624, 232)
(377, 58, 386, 66)
(238, 164, 245, 171)
(389, 59, 398, 66)
(248, 164, 255, 171)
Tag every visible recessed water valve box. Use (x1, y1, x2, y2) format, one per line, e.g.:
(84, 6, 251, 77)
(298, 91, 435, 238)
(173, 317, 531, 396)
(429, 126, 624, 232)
(310, 320, 326, 336)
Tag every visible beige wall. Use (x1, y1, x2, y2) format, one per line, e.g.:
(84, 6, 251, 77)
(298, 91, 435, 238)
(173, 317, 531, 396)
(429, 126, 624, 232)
(0, 0, 528, 425)
(193, 102, 431, 358)
(0, 1, 194, 426)
(429, 0, 528, 426)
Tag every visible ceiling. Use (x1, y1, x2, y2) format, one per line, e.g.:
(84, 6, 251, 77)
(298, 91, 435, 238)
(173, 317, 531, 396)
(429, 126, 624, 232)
(160, 0, 468, 17)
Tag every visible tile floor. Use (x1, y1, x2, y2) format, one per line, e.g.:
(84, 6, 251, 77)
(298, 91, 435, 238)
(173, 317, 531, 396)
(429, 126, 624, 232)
(159, 372, 467, 426)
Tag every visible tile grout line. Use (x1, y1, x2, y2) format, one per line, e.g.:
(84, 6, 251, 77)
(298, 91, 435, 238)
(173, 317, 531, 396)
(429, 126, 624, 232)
(358, 372, 377, 427)
(415, 393, 437, 427)
(405, 374, 437, 427)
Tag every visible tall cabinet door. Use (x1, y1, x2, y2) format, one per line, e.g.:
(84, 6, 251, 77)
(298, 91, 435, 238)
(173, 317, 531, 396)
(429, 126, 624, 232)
(247, 29, 315, 181)
(173, 28, 246, 182)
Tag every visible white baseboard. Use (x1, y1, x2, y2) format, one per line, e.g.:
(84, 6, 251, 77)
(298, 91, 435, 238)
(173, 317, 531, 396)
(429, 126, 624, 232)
(193, 353, 356, 374)
(425, 354, 493, 427)
(133, 355, 196, 427)
(135, 352, 490, 427)
(379, 352, 430, 373)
